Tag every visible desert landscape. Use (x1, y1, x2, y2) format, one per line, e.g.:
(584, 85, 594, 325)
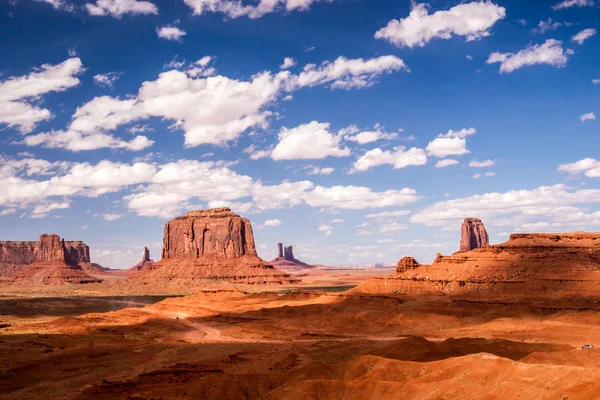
(1, 209, 600, 399)
(2, 0, 599, 398)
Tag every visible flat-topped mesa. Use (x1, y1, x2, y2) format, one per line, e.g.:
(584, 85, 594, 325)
(0, 234, 101, 285)
(126, 209, 299, 287)
(460, 217, 489, 252)
(0, 234, 91, 266)
(397, 257, 420, 273)
(162, 208, 257, 260)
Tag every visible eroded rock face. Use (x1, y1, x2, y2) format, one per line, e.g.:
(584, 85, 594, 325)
(0, 234, 91, 266)
(284, 246, 294, 261)
(162, 208, 257, 260)
(397, 257, 420, 273)
(460, 218, 489, 252)
(127, 208, 299, 286)
(0, 234, 101, 285)
(129, 247, 155, 272)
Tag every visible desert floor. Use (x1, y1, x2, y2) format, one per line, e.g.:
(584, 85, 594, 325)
(2, 273, 600, 399)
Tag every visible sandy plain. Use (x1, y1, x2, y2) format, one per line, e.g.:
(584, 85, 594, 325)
(2, 266, 600, 400)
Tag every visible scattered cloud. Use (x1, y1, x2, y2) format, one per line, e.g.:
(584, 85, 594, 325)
(56, 55, 406, 149)
(306, 166, 335, 175)
(469, 159, 495, 167)
(157, 25, 187, 41)
(426, 137, 469, 158)
(552, 0, 595, 10)
(572, 28, 596, 44)
(531, 18, 569, 34)
(93, 72, 121, 88)
(342, 124, 399, 144)
(0, 57, 83, 133)
(86, 0, 158, 17)
(580, 112, 596, 121)
(558, 158, 600, 177)
(264, 219, 282, 227)
(365, 210, 410, 219)
(183, 0, 332, 19)
(487, 39, 570, 73)
(103, 213, 123, 221)
(280, 57, 296, 69)
(473, 171, 495, 179)
(352, 147, 427, 173)
(411, 184, 600, 228)
(271, 121, 350, 160)
(436, 159, 459, 168)
(375, 1, 506, 48)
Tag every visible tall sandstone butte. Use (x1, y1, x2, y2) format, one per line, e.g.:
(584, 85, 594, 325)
(460, 217, 489, 252)
(0, 234, 101, 285)
(126, 208, 298, 288)
(162, 208, 258, 260)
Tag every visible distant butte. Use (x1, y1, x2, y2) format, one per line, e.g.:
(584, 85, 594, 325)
(128, 246, 155, 273)
(269, 243, 313, 271)
(354, 219, 600, 296)
(0, 234, 103, 285)
(460, 217, 489, 252)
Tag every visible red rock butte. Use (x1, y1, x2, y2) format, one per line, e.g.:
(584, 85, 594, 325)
(0, 234, 102, 285)
(460, 217, 489, 252)
(125, 208, 299, 288)
(355, 221, 600, 296)
(269, 242, 312, 271)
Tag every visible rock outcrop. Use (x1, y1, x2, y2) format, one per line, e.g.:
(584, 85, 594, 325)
(397, 257, 420, 273)
(125, 208, 298, 288)
(129, 247, 155, 272)
(460, 218, 489, 252)
(0, 234, 102, 285)
(269, 243, 313, 271)
(355, 219, 600, 296)
(162, 208, 258, 260)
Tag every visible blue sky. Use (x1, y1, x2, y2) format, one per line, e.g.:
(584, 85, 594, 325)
(0, 0, 599, 269)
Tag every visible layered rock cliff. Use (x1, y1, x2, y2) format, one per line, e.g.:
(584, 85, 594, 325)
(0, 234, 101, 285)
(356, 218, 600, 296)
(126, 208, 298, 287)
(460, 218, 489, 252)
(162, 208, 257, 260)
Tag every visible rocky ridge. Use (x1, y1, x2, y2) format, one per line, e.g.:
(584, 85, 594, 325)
(355, 220, 600, 296)
(0, 234, 102, 285)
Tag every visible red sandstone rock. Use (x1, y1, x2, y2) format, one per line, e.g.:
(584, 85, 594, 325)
(127, 208, 298, 287)
(0, 234, 102, 285)
(364, 232, 600, 296)
(269, 242, 313, 271)
(460, 218, 489, 252)
(397, 257, 420, 273)
(162, 208, 257, 260)
(129, 247, 155, 272)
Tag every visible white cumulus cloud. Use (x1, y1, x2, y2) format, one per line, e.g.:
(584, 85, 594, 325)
(580, 112, 596, 121)
(157, 26, 187, 41)
(352, 147, 428, 172)
(572, 28, 596, 45)
(0, 58, 84, 133)
(375, 1, 506, 48)
(86, 0, 158, 17)
(487, 39, 570, 73)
